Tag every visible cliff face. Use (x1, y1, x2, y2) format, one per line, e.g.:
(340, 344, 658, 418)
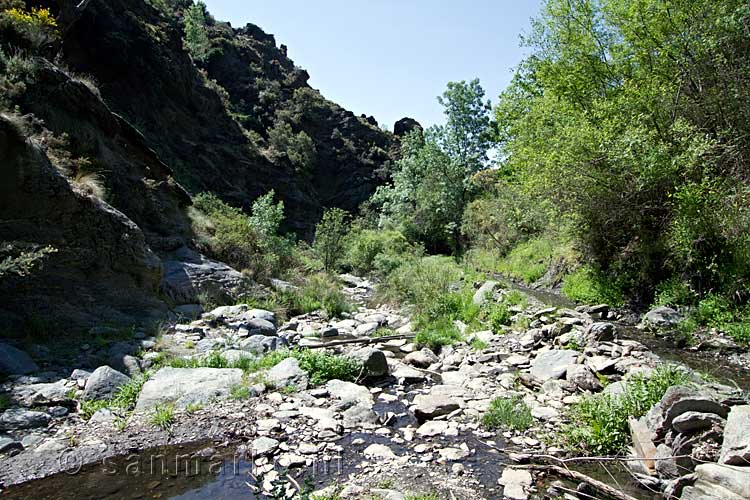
(60, 0, 396, 235)
(0, 0, 397, 332)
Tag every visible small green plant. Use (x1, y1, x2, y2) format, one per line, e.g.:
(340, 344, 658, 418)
(185, 402, 204, 414)
(470, 338, 489, 350)
(563, 337, 583, 351)
(562, 365, 691, 454)
(0, 393, 10, 410)
(184, 340, 195, 349)
(415, 317, 464, 350)
(293, 349, 362, 385)
(229, 384, 252, 400)
(150, 403, 175, 431)
(78, 373, 150, 420)
(481, 396, 533, 431)
(504, 290, 528, 308)
(485, 302, 511, 332)
(114, 417, 128, 432)
(372, 327, 395, 338)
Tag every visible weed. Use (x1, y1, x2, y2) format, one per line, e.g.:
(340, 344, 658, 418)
(481, 396, 533, 431)
(562, 365, 690, 454)
(414, 317, 464, 350)
(184, 340, 195, 349)
(150, 403, 175, 431)
(470, 338, 489, 350)
(293, 349, 362, 385)
(185, 402, 204, 414)
(485, 302, 511, 332)
(229, 384, 252, 400)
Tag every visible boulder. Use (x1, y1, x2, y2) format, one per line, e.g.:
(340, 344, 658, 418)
(0, 343, 38, 375)
(82, 366, 131, 401)
(530, 349, 581, 381)
(251, 436, 279, 457)
(672, 411, 725, 434)
(162, 249, 244, 305)
(326, 380, 372, 406)
(654, 444, 680, 478)
(584, 322, 616, 342)
(0, 409, 50, 431)
(565, 364, 602, 392)
(391, 363, 426, 384)
(12, 380, 71, 407)
(239, 335, 287, 354)
(643, 306, 682, 329)
(680, 463, 750, 500)
(347, 347, 388, 377)
(404, 348, 439, 368)
(363, 443, 396, 459)
(499, 468, 533, 500)
(719, 405, 750, 465)
(412, 392, 460, 421)
(135, 367, 244, 410)
(266, 358, 308, 391)
(473, 280, 499, 306)
(236, 318, 276, 336)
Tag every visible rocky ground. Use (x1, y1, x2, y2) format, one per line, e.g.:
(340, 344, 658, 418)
(1, 276, 749, 499)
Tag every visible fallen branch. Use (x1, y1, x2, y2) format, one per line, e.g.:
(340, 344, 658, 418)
(515, 464, 639, 500)
(303, 333, 416, 349)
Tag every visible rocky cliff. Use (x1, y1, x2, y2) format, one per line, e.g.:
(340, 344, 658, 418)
(0, 0, 399, 334)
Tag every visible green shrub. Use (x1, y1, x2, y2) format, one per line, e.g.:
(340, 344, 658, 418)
(485, 302, 511, 332)
(293, 349, 362, 385)
(183, 1, 210, 62)
(481, 396, 532, 431)
(381, 255, 462, 316)
(562, 365, 690, 454)
(190, 191, 295, 282)
(496, 237, 554, 284)
(345, 229, 412, 276)
(415, 317, 463, 350)
(313, 208, 349, 272)
(229, 384, 252, 400)
(652, 278, 698, 308)
(79, 373, 149, 420)
(504, 290, 528, 308)
(561, 266, 625, 306)
(267, 121, 316, 172)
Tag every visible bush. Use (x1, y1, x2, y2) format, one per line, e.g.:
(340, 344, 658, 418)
(313, 208, 350, 272)
(183, 1, 210, 61)
(562, 365, 690, 454)
(495, 237, 555, 284)
(241, 273, 350, 320)
(267, 120, 316, 173)
(190, 191, 295, 281)
(484, 302, 511, 332)
(561, 266, 625, 306)
(293, 349, 362, 385)
(0, 242, 56, 279)
(345, 229, 412, 276)
(1, 5, 58, 49)
(381, 255, 462, 316)
(414, 317, 464, 350)
(481, 396, 532, 431)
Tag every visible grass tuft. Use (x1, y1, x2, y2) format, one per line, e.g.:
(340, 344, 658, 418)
(481, 396, 533, 431)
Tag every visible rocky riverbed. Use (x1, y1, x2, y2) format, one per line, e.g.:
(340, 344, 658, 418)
(1, 275, 749, 499)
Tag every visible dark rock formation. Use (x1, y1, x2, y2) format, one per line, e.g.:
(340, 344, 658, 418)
(394, 117, 423, 137)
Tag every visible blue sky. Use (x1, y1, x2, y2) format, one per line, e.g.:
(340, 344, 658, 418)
(203, 1, 543, 129)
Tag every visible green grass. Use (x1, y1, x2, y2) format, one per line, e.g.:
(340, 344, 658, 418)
(495, 237, 555, 284)
(414, 317, 464, 350)
(229, 384, 252, 400)
(185, 402, 203, 413)
(167, 348, 361, 386)
(561, 365, 691, 454)
(470, 338, 489, 350)
(481, 396, 533, 431)
(504, 290, 528, 308)
(240, 273, 351, 320)
(150, 403, 175, 431)
(79, 373, 150, 420)
(561, 266, 624, 306)
(484, 302, 511, 332)
(372, 327, 395, 338)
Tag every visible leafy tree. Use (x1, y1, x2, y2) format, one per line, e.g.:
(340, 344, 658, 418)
(436, 78, 493, 174)
(373, 80, 494, 252)
(313, 208, 349, 272)
(184, 1, 210, 62)
(267, 121, 316, 173)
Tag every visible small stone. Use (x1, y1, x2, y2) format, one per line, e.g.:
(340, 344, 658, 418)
(498, 468, 532, 500)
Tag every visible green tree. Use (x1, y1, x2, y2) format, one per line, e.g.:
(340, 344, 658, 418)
(373, 79, 494, 252)
(313, 208, 349, 272)
(184, 1, 210, 62)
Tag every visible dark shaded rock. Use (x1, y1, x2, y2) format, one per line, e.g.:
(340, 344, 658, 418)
(347, 347, 388, 378)
(0, 343, 38, 375)
(162, 247, 245, 305)
(393, 117, 423, 137)
(585, 322, 616, 342)
(0, 409, 50, 431)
